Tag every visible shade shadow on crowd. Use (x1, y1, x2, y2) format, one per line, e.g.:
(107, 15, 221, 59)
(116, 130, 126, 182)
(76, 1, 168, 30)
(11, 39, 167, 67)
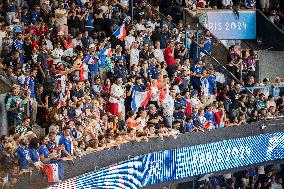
(0, 0, 284, 188)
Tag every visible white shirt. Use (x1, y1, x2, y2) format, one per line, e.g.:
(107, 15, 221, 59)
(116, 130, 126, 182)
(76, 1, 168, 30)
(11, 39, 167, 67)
(129, 48, 139, 66)
(150, 86, 159, 101)
(136, 117, 148, 132)
(201, 78, 209, 96)
(173, 85, 180, 94)
(55, 8, 67, 26)
(109, 84, 124, 103)
(45, 39, 53, 50)
(125, 35, 135, 50)
(52, 48, 64, 64)
(72, 39, 82, 47)
(161, 95, 175, 116)
(135, 23, 146, 31)
(190, 97, 202, 108)
(222, 0, 233, 6)
(154, 49, 164, 63)
(146, 21, 158, 30)
(215, 72, 225, 84)
(120, 0, 129, 6)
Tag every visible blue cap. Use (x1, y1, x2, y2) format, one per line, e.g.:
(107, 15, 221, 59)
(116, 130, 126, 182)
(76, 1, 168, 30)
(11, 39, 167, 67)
(190, 90, 198, 97)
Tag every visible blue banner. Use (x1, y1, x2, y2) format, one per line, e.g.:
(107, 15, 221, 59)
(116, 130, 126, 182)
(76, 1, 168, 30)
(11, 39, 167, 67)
(202, 11, 256, 39)
(49, 132, 284, 189)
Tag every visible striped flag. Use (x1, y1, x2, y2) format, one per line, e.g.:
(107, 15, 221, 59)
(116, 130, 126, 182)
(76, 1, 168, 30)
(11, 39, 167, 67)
(113, 20, 127, 41)
(43, 163, 64, 183)
(131, 87, 151, 111)
(99, 47, 112, 57)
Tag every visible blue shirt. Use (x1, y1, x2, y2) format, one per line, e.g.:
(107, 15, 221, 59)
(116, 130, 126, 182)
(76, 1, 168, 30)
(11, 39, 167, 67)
(47, 141, 57, 151)
(22, 14, 31, 26)
(59, 136, 72, 157)
(185, 123, 195, 131)
(192, 65, 203, 75)
(180, 77, 189, 92)
(12, 40, 23, 52)
(0, 144, 3, 152)
(15, 146, 30, 169)
(148, 64, 159, 79)
(191, 65, 203, 87)
(7, 3, 16, 12)
(13, 25, 23, 34)
(38, 145, 50, 164)
(202, 36, 212, 53)
(204, 111, 215, 124)
(29, 148, 40, 163)
(30, 11, 42, 24)
(133, 84, 145, 92)
(24, 77, 35, 99)
(112, 54, 126, 64)
(272, 87, 280, 98)
(85, 12, 94, 28)
(114, 66, 126, 83)
(85, 54, 99, 74)
(82, 37, 90, 49)
(207, 75, 217, 95)
(99, 53, 106, 68)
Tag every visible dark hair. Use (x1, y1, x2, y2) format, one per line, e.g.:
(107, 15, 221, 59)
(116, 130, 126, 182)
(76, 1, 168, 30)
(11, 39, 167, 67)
(29, 138, 40, 150)
(22, 116, 30, 122)
(63, 126, 71, 131)
(128, 110, 135, 117)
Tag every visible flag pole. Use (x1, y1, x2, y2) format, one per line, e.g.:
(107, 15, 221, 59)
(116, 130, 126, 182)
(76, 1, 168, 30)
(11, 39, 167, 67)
(131, 0, 134, 25)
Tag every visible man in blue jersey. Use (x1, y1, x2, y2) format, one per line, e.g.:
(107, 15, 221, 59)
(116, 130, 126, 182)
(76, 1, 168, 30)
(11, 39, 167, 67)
(207, 68, 217, 104)
(15, 136, 31, 170)
(58, 127, 73, 158)
(191, 60, 203, 92)
(38, 136, 58, 164)
(85, 44, 99, 87)
(200, 30, 213, 56)
(83, 2, 94, 35)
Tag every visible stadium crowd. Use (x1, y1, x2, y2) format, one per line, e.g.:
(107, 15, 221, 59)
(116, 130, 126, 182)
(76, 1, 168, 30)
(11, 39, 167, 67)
(0, 0, 283, 188)
(190, 165, 284, 189)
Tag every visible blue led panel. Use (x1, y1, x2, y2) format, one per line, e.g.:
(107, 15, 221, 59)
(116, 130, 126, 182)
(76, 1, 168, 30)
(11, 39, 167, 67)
(203, 11, 256, 39)
(49, 132, 284, 189)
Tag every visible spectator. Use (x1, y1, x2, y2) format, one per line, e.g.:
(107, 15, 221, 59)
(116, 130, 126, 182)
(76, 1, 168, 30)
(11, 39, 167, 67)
(0, 0, 281, 185)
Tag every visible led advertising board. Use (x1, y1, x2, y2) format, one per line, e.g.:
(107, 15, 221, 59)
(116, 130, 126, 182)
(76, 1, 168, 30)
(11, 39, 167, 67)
(201, 11, 256, 39)
(49, 132, 284, 189)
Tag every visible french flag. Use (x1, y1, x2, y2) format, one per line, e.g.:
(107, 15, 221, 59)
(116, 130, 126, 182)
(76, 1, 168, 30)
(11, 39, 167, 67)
(100, 47, 112, 57)
(113, 20, 127, 41)
(131, 85, 151, 111)
(43, 163, 64, 183)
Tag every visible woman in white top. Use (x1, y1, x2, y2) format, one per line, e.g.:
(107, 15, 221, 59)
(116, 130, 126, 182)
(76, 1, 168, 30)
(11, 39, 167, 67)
(109, 77, 125, 116)
(154, 41, 164, 63)
(150, 79, 159, 106)
(129, 41, 139, 66)
(52, 42, 64, 64)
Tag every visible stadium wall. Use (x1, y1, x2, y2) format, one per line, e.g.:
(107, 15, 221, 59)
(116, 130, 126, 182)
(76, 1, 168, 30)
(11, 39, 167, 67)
(15, 119, 284, 189)
(257, 50, 284, 82)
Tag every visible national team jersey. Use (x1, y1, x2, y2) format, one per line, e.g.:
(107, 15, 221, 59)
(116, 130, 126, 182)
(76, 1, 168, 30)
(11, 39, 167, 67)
(15, 146, 30, 169)
(38, 145, 50, 164)
(29, 148, 40, 163)
(58, 136, 73, 157)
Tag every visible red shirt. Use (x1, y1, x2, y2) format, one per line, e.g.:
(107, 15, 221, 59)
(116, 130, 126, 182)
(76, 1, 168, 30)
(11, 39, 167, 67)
(164, 47, 174, 66)
(214, 111, 223, 125)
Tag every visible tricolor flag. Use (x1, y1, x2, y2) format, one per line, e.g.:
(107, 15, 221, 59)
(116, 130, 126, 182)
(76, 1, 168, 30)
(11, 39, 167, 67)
(131, 86, 151, 111)
(113, 20, 127, 41)
(43, 163, 64, 183)
(100, 47, 112, 57)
